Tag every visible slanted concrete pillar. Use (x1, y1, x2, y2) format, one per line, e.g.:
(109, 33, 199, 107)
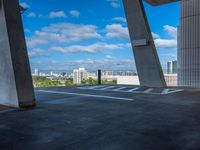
(0, 0, 35, 107)
(123, 0, 166, 87)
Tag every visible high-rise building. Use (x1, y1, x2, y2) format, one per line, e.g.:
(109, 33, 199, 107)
(33, 68, 39, 76)
(178, 0, 200, 88)
(167, 61, 177, 74)
(73, 68, 88, 84)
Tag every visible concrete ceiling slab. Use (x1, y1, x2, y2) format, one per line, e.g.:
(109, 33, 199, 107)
(144, 0, 180, 6)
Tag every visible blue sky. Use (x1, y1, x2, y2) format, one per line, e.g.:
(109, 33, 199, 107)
(20, 0, 180, 72)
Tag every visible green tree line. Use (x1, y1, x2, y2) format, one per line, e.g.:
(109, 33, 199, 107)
(32, 76, 116, 87)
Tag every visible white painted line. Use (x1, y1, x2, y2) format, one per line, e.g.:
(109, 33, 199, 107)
(127, 87, 140, 92)
(88, 85, 106, 89)
(77, 87, 89, 90)
(161, 89, 170, 95)
(113, 87, 127, 91)
(38, 90, 134, 101)
(77, 86, 184, 95)
(100, 86, 116, 90)
(143, 88, 153, 93)
(78, 85, 106, 90)
(161, 89, 184, 95)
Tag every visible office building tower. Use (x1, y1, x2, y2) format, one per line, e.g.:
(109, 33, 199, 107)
(167, 61, 177, 74)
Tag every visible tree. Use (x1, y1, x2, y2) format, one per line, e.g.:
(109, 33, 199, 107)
(81, 77, 97, 85)
(65, 77, 74, 86)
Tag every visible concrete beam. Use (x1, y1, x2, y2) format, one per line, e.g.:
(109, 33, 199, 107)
(144, 0, 179, 6)
(0, 0, 35, 107)
(123, 0, 166, 87)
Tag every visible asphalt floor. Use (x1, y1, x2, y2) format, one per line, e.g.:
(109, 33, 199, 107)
(0, 85, 200, 150)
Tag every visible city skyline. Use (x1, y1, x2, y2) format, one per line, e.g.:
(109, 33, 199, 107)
(20, 0, 179, 71)
(31, 67, 177, 87)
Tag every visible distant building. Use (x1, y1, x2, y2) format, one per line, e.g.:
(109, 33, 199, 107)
(167, 61, 177, 74)
(39, 72, 46, 77)
(116, 74, 177, 87)
(164, 74, 177, 87)
(116, 76, 140, 85)
(102, 71, 113, 76)
(32, 68, 39, 76)
(114, 71, 137, 76)
(73, 68, 88, 84)
(87, 72, 97, 79)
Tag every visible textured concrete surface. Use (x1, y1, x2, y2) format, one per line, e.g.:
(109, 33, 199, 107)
(0, 0, 19, 107)
(0, 85, 200, 150)
(144, 0, 179, 6)
(178, 0, 200, 88)
(0, 0, 35, 107)
(123, 0, 166, 87)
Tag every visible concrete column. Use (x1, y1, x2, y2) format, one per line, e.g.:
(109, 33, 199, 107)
(123, 0, 166, 87)
(178, 0, 200, 88)
(0, 0, 35, 107)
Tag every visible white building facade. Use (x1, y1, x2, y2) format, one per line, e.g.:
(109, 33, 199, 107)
(73, 68, 88, 84)
(116, 75, 177, 87)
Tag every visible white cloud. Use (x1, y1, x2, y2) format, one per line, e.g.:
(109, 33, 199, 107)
(164, 25, 177, 39)
(28, 48, 47, 58)
(49, 11, 67, 18)
(70, 58, 135, 71)
(27, 38, 48, 48)
(24, 28, 31, 33)
(154, 39, 177, 49)
(27, 23, 102, 48)
(106, 55, 113, 59)
(112, 17, 126, 23)
(49, 43, 129, 53)
(104, 24, 177, 49)
(153, 25, 177, 50)
(107, 0, 120, 8)
(20, 2, 30, 9)
(30, 58, 135, 71)
(160, 54, 177, 59)
(28, 12, 36, 18)
(110, 2, 120, 8)
(105, 24, 129, 40)
(152, 32, 160, 39)
(70, 10, 80, 17)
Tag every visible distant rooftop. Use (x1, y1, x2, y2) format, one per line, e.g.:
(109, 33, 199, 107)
(144, 0, 180, 6)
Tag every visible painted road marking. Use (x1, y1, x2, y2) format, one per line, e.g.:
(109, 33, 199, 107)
(78, 85, 106, 90)
(38, 90, 134, 101)
(113, 87, 127, 91)
(143, 88, 154, 93)
(161, 89, 184, 95)
(77, 86, 184, 95)
(101, 86, 116, 90)
(88, 85, 106, 89)
(128, 87, 141, 92)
